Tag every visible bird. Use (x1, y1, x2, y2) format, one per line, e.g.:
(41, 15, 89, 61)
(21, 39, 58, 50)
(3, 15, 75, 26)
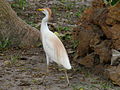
(37, 8, 71, 84)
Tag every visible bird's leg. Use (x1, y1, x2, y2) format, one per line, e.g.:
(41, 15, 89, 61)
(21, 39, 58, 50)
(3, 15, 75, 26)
(47, 65, 49, 73)
(64, 69, 70, 86)
(42, 54, 49, 85)
(46, 54, 49, 73)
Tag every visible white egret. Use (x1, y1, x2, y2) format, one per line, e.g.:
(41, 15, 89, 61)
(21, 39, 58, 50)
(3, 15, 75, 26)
(37, 8, 71, 84)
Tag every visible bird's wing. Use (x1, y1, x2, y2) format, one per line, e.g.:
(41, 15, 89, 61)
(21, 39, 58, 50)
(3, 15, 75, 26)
(43, 31, 71, 69)
(43, 31, 63, 62)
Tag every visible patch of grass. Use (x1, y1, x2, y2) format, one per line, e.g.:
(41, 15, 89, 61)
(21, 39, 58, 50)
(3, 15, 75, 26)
(0, 38, 10, 50)
(54, 26, 72, 40)
(54, 31, 71, 41)
(31, 79, 41, 85)
(100, 81, 114, 89)
(59, 0, 66, 3)
(11, 0, 27, 10)
(65, 2, 75, 10)
(75, 5, 88, 17)
(57, 26, 70, 31)
(75, 11, 82, 17)
(62, 33, 71, 40)
(72, 40, 79, 49)
(10, 55, 20, 64)
(103, 0, 120, 6)
(71, 82, 97, 90)
(72, 85, 85, 90)
(63, 0, 77, 10)
(27, 21, 36, 27)
(71, 81, 114, 90)
(19, 0, 27, 9)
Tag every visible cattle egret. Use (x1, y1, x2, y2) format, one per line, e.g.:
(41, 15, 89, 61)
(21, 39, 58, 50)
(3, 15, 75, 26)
(37, 8, 71, 84)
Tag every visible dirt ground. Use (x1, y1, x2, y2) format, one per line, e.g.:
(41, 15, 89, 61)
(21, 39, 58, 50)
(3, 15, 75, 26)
(0, 0, 120, 90)
(0, 47, 119, 90)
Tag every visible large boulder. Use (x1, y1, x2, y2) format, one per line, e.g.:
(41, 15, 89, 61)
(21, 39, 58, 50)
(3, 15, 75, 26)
(73, 0, 120, 86)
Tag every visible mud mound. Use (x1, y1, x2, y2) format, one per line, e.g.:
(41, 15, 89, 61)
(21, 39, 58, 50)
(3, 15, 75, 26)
(73, 0, 120, 86)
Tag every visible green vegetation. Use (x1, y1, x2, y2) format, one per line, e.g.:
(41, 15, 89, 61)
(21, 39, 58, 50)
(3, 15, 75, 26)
(103, 0, 120, 6)
(26, 21, 36, 27)
(54, 26, 71, 40)
(57, 26, 70, 31)
(100, 81, 113, 89)
(11, 0, 27, 9)
(72, 40, 79, 49)
(10, 55, 20, 64)
(18, 0, 27, 9)
(75, 5, 87, 17)
(72, 81, 114, 90)
(0, 38, 10, 50)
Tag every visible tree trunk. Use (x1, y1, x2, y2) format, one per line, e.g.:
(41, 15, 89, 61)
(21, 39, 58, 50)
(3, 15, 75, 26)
(0, 0, 41, 48)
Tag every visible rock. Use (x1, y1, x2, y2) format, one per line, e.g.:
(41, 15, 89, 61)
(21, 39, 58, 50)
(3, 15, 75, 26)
(108, 3, 120, 21)
(94, 40, 112, 63)
(105, 65, 120, 86)
(92, 0, 105, 8)
(110, 24, 120, 39)
(101, 25, 112, 39)
(110, 24, 120, 50)
(111, 49, 120, 65)
(4, 60, 11, 66)
(73, 0, 120, 86)
(79, 53, 94, 67)
(94, 64, 104, 74)
(76, 29, 94, 57)
(113, 39, 120, 50)
(106, 17, 116, 25)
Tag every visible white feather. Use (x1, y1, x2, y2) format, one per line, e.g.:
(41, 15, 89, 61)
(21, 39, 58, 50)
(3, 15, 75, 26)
(40, 8, 71, 70)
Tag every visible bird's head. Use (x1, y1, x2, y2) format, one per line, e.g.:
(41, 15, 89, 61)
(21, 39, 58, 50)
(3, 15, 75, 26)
(37, 8, 52, 20)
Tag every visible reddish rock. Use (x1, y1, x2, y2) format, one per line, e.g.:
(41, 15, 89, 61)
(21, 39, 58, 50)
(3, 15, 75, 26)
(101, 25, 112, 39)
(106, 17, 116, 25)
(73, 0, 120, 86)
(110, 24, 120, 40)
(92, 0, 105, 8)
(112, 39, 120, 50)
(110, 24, 120, 50)
(79, 53, 94, 67)
(94, 40, 112, 63)
(105, 65, 120, 86)
(94, 64, 105, 74)
(76, 29, 94, 56)
(108, 3, 120, 21)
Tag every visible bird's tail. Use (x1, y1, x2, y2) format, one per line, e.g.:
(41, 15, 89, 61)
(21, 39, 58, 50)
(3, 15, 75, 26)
(60, 53, 71, 70)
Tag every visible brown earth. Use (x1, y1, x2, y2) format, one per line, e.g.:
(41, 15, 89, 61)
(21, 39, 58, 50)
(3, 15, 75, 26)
(1, 47, 117, 90)
(73, 0, 120, 86)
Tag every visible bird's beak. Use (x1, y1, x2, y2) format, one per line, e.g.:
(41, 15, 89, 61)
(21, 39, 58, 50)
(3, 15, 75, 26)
(36, 8, 44, 11)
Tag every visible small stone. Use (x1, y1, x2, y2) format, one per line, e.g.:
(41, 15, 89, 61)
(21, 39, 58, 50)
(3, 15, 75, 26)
(4, 61, 11, 66)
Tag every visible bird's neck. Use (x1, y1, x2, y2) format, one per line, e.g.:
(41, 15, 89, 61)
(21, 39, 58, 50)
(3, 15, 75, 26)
(41, 15, 49, 32)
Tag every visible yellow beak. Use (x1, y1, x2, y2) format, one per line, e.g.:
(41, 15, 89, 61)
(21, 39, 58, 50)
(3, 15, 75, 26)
(36, 8, 44, 11)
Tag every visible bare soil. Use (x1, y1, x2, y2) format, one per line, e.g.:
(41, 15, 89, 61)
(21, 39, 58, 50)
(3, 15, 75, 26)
(0, 47, 119, 90)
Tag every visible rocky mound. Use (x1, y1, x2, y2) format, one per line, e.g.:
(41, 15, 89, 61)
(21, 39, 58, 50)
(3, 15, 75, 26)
(73, 0, 120, 86)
